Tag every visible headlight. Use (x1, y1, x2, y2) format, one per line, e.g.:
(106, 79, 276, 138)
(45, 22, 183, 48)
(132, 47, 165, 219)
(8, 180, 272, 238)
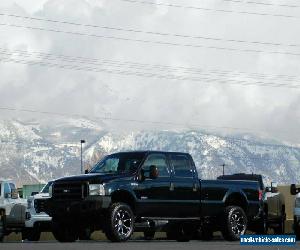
(296, 198, 300, 207)
(89, 184, 105, 196)
(48, 184, 53, 198)
(27, 199, 33, 209)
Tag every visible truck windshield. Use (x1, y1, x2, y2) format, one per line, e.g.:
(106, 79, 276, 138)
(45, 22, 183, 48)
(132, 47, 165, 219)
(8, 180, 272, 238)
(41, 181, 53, 193)
(90, 152, 146, 174)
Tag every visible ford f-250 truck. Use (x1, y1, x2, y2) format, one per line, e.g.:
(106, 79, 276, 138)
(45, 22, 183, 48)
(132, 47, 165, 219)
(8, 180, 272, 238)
(46, 151, 263, 242)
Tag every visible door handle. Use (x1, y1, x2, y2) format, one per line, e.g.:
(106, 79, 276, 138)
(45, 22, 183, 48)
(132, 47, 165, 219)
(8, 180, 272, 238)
(170, 182, 174, 191)
(193, 183, 197, 192)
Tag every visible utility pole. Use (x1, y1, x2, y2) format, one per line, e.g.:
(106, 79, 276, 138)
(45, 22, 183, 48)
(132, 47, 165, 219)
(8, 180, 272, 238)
(221, 163, 225, 176)
(80, 140, 86, 174)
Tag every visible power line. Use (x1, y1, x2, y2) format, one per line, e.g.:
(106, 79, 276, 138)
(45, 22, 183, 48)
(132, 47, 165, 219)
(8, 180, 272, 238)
(1, 47, 300, 85)
(1, 47, 299, 82)
(118, 0, 300, 19)
(1, 23, 300, 57)
(0, 106, 293, 136)
(222, 0, 300, 8)
(1, 55, 300, 89)
(0, 13, 299, 48)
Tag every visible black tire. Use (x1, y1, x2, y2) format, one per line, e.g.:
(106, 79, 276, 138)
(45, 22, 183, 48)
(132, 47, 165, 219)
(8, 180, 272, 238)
(52, 222, 78, 242)
(22, 228, 41, 241)
(78, 228, 92, 240)
(274, 207, 285, 235)
(0, 214, 4, 242)
(273, 217, 285, 235)
(143, 230, 155, 240)
(221, 206, 247, 241)
(294, 219, 300, 240)
(255, 217, 268, 235)
(104, 202, 134, 242)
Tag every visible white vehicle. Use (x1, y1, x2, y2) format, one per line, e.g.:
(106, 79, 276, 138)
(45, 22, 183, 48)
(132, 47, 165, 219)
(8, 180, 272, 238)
(290, 184, 300, 239)
(23, 182, 53, 241)
(0, 179, 27, 242)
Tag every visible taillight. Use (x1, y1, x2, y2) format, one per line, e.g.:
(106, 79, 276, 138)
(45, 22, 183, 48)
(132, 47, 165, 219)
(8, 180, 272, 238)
(259, 190, 263, 200)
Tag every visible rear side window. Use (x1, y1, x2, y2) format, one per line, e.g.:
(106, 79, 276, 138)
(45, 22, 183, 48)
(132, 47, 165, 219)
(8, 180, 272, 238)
(142, 154, 170, 177)
(170, 154, 193, 177)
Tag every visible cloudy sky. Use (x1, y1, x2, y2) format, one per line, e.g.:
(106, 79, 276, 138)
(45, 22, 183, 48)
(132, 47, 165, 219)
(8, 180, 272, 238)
(0, 0, 300, 143)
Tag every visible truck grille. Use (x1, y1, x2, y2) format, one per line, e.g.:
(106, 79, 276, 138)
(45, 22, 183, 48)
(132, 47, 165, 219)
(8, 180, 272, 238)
(34, 199, 47, 213)
(52, 182, 88, 200)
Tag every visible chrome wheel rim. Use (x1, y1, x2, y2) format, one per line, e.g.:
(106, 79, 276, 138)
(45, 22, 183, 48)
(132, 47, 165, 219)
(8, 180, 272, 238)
(230, 211, 246, 236)
(114, 209, 132, 238)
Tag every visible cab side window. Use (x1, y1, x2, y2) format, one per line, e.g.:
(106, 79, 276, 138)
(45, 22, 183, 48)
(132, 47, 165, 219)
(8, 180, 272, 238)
(170, 154, 193, 177)
(4, 183, 11, 197)
(142, 154, 169, 178)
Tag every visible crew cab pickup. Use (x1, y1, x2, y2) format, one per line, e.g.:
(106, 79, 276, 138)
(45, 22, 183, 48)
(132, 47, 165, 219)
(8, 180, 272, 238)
(0, 179, 27, 242)
(46, 151, 263, 242)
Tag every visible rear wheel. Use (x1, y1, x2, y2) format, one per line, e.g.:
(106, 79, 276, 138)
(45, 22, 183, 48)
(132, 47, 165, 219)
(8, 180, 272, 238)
(255, 216, 268, 235)
(52, 222, 78, 242)
(274, 207, 285, 235)
(221, 206, 247, 241)
(104, 202, 134, 242)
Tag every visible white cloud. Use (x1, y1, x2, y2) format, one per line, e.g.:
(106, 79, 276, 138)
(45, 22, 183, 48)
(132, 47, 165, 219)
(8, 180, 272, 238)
(0, 0, 300, 143)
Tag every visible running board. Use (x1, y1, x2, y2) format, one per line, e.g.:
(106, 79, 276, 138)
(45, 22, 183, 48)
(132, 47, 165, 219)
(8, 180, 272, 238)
(140, 217, 200, 221)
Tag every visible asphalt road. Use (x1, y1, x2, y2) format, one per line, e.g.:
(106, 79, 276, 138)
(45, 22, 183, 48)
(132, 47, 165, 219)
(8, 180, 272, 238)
(1, 240, 300, 250)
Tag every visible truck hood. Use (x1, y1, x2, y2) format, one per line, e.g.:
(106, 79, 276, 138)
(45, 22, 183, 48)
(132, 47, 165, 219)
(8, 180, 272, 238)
(54, 173, 131, 184)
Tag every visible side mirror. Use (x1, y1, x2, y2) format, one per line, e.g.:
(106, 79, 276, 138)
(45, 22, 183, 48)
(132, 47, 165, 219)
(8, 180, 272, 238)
(265, 187, 271, 192)
(149, 165, 159, 179)
(84, 169, 89, 174)
(291, 184, 300, 195)
(11, 189, 19, 199)
(271, 182, 278, 193)
(31, 192, 39, 196)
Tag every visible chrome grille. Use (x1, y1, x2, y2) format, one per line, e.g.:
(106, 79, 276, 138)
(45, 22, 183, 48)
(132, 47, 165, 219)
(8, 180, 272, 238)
(52, 182, 88, 200)
(34, 199, 47, 213)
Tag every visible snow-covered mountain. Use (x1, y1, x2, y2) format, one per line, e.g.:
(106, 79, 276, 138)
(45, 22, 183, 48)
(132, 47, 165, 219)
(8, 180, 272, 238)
(0, 119, 299, 186)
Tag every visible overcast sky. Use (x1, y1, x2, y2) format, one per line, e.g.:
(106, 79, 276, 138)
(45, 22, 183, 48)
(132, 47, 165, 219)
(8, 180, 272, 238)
(0, 0, 300, 144)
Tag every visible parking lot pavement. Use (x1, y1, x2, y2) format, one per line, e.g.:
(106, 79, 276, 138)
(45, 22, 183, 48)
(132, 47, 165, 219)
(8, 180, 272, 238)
(1, 240, 299, 250)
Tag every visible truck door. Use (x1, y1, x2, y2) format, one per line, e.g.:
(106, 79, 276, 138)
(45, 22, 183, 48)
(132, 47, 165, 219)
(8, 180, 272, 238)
(169, 154, 200, 218)
(135, 153, 173, 217)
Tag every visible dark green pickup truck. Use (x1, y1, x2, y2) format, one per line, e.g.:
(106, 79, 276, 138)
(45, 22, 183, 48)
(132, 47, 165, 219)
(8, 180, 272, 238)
(46, 151, 263, 242)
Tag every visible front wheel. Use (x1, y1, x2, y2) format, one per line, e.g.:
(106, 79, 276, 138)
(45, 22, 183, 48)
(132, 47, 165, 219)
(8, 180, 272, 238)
(221, 206, 247, 241)
(52, 222, 78, 242)
(104, 202, 134, 242)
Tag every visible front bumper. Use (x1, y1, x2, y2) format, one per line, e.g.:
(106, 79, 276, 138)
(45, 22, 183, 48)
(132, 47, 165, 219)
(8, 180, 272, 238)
(46, 196, 111, 219)
(25, 212, 52, 228)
